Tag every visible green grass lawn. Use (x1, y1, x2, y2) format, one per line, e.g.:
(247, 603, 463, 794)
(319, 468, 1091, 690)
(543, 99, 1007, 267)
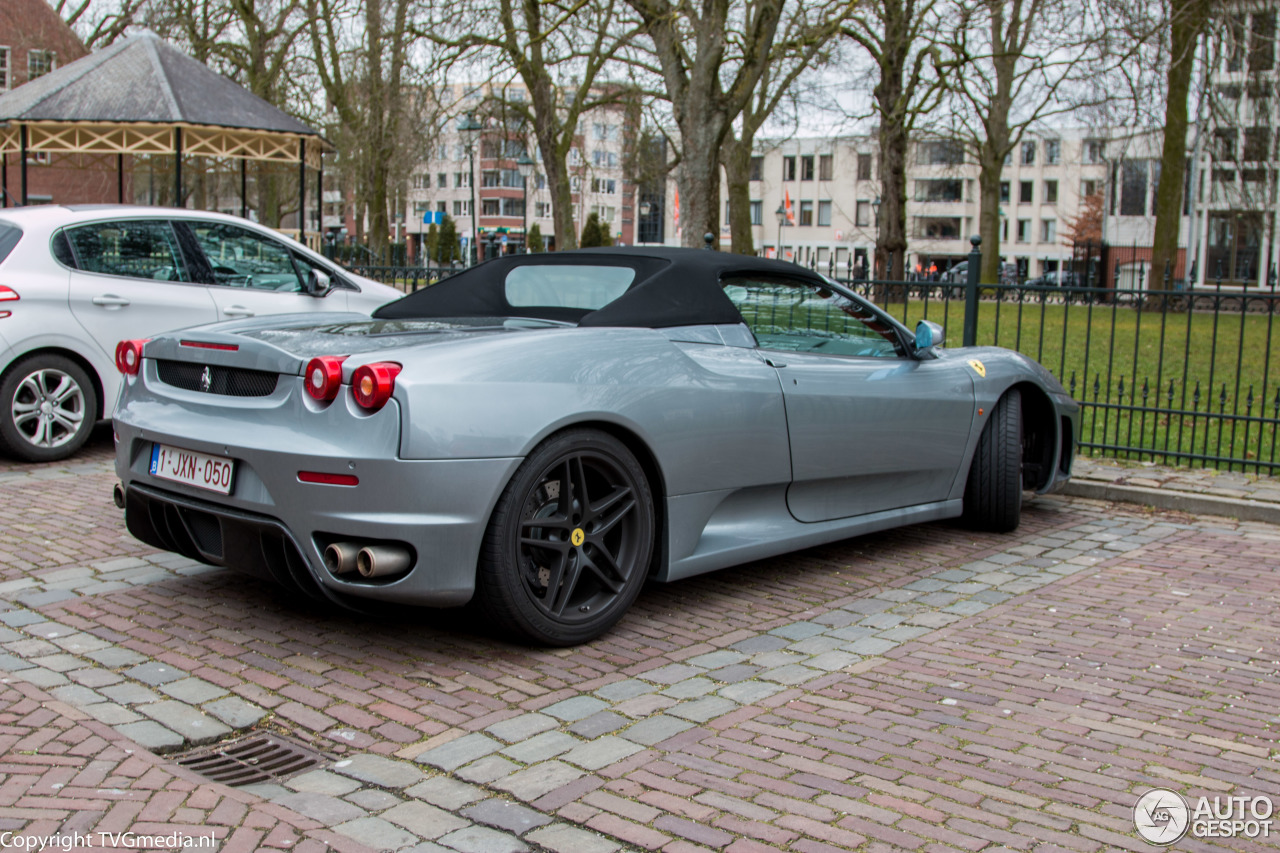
(878, 293, 1280, 471)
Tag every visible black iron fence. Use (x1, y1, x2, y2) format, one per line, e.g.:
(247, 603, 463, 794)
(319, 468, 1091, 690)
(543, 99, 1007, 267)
(333, 243, 1280, 473)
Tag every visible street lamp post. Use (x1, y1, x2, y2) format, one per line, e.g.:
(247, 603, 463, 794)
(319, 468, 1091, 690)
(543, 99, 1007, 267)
(516, 152, 535, 253)
(457, 113, 483, 265)
(775, 204, 787, 259)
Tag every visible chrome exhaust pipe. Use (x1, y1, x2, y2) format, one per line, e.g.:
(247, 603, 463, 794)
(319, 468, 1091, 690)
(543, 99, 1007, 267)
(357, 544, 411, 578)
(324, 541, 362, 575)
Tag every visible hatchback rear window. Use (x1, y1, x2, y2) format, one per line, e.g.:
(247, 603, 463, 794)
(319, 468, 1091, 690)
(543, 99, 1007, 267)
(0, 223, 21, 265)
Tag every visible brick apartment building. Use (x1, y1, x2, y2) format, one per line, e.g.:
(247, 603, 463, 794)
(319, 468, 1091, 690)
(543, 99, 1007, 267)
(0, 0, 120, 205)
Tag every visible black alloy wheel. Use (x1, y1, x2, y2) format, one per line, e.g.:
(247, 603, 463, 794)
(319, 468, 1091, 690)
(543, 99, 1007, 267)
(477, 429, 654, 646)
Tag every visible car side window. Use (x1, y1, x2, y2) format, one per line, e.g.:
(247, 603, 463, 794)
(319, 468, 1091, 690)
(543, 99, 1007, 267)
(66, 220, 190, 282)
(722, 276, 903, 358)
(187, 223, 303, 292)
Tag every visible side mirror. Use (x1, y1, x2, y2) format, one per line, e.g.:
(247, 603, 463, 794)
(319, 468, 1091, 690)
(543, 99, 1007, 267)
(914, 320, 945, 352)
(307, 268, 332, 296)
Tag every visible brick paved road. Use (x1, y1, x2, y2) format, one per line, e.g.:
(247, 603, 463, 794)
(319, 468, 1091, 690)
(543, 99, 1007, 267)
(0, 433, 1277, 851)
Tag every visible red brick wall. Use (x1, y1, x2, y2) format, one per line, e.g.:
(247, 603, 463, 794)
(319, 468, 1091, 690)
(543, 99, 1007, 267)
(0, 0, 122, 205)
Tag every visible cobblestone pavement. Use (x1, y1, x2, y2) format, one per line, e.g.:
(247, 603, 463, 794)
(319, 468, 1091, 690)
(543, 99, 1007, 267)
(0, 432, 1277, 851)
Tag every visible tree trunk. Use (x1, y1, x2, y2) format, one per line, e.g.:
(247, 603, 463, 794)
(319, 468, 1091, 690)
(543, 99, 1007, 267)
(1150, 0, 1209, 302)
(678, 112, 728, 248)
(976, 152, 1003, 283)
(876, 111, 908, 282)
(721, 132, 754, 254)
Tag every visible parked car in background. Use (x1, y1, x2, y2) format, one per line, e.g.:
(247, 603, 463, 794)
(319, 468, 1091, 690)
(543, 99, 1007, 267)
(0, 205, 402, 462)
(1022, 270, 1081, 288)
(113, 248, 1079, 645)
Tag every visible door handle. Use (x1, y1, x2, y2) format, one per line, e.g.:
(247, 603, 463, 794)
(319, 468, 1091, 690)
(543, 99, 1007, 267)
(223, 306, 255, 317)
(764, 357, 787, 368)
(91, 294, 130, 307)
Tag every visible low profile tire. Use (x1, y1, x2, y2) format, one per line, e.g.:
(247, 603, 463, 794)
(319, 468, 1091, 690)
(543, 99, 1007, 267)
(476, 429, 654, 646)
(962, 388, 1023, 533)
(0, 355, 98, 463)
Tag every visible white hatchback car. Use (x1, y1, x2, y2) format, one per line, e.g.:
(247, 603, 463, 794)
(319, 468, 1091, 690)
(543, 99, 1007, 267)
(0, 205, 403, 462)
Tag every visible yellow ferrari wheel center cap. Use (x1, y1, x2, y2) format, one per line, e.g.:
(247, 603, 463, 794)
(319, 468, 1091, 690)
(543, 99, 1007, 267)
(571, 528, 585, 547)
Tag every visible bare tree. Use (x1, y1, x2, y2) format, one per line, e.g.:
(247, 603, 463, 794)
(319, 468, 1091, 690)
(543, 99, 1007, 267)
(306, 0, 429, 250)
(1149, 0, 1210, 294)
(721, 10, 840, 255)
(842, 0, 949, 279)
(424, 0, 642, 251)
(624, 0, 852, 248)
(941, 0, 1113, 283)
(56, 0, 147, 48)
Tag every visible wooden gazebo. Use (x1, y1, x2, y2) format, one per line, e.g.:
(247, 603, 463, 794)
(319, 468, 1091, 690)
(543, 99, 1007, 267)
(0, 32, 328, 243)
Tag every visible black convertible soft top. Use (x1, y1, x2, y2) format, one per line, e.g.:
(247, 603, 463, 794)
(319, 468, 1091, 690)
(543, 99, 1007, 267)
(372, 247, 829, 328)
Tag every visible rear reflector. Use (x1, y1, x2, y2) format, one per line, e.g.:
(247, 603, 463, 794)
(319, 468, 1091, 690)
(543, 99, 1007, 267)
(0, 286, 18, 302)
(298, 471, 359, 486)
(305, 355, 347, 402)
(181, 340, 239, 351)
(352, 362, 401, 411)
(115, 339, 149, 375)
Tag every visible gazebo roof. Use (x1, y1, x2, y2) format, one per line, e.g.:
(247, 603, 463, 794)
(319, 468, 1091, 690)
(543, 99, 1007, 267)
(0, 32, 319, 138)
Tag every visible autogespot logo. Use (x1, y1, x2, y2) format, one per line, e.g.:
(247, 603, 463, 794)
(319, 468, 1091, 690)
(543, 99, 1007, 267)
(1134, 788, 1191, 845)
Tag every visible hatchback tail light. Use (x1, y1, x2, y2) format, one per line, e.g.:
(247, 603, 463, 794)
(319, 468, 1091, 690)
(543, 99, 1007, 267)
(115, 339, 149, 375)
(304, 355, 347, 402)
(0, 286, 17, 302)
(351, 362, 401, 411)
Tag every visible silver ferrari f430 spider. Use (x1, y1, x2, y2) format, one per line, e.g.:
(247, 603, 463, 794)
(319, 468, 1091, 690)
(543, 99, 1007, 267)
(113, 248, 1078, 645)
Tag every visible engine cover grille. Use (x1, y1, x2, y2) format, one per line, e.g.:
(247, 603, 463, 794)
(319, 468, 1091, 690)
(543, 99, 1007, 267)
(157, 360, 278, 397)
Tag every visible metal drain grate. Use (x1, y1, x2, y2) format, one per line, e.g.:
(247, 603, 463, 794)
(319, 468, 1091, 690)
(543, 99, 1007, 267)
(176, 734, 325, 786)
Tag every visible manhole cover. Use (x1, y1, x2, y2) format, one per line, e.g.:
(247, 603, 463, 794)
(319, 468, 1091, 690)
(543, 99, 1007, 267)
(176, 734, 326, 786)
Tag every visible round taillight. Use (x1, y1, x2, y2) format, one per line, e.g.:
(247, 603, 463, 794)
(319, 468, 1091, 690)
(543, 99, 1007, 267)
(351, 362, 401, 411)
(304, 355, 347, 402)
(115, 339, 149, 375)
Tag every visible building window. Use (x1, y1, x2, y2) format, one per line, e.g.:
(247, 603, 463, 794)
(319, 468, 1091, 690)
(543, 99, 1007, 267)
(1214, 128, 1237, 161)
(799, 200, 813, 226)
(1042, 219, 1056, 242)
(1020, 140, 1036, 165)
(536, 202, 551, 218)
(1120, 160, 1149, 216)
(783, 156, 796, 181)
(857, 153, 872, 180)
(592, 150, 619, 168)
(1244, 126, 1271, 161)
(800, 155, 814, 180)
(591, 178, 617, 194)
(1019, 181, 1033, 203)
(749, 156, 764, 181)
(481, 170, 501, 188)
(1017, 219, 1031, 243)
(1000, 181, 1010, 204)
(1081, 179, 1101, 197)
(437, 173, 448, 188)
(750, 200, 762, 225)
(27, 50, 55, 80)
(1045, 140, 1061, 165)
(1251, 10, 1276, 72)
(454, 172, 471, 188)
(856, 200, 871, 227)
(915, 217, 961, 239)
(1001, 219, 1009, 242)
(917, 141, 964, 166)
(819, 154, 834, 181)
(0, 47, 10, 91)
(411, 174, 429, 190)
(1044, 180, 1058, 204)
(481, 199, 500, 216)
(437, 201, 447, 213)
(596, 205, 616, 222)
(915, 179, 963, 202)
(453, 200, 471, 216)
(817, 200, 832, 227)
(1083, 139, 1104, 163)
